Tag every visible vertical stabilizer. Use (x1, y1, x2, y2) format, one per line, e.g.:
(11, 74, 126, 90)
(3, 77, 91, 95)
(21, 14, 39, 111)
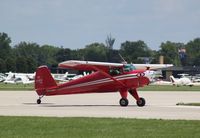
(35, 66, 57, 96)
(169, 75, 176, 83)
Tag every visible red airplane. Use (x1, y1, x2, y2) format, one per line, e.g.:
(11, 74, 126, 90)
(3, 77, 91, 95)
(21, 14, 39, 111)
(35, 60, 171, 107)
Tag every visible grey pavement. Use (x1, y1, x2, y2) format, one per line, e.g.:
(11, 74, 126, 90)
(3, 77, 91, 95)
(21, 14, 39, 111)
(0, 91, 200, 120)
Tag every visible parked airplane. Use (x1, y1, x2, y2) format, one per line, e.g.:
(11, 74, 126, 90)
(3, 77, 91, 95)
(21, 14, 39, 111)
(4, 72, 35, 84)
(150, 80, 172, 85)
(34, 60, 172, 106)
(170, 75, 193, 86)
(0, 73, 6, 82)
(53, 72, 87, 83)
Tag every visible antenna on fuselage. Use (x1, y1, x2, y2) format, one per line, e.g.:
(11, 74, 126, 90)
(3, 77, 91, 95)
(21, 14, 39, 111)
(119, 53, 127, 64)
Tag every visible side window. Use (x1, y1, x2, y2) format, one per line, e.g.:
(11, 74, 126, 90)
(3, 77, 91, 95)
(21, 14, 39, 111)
(123, 64, 136, 72)
(109, 68, 121, 76)
(123, 65, 131, 72)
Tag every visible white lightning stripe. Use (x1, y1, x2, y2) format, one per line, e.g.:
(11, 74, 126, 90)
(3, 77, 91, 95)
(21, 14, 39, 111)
(117, 76, 138, 81)
(114, 74, 137, 79)
(58, 74, 138, 91)
(66, 74, 137, 89)
(64, 79, 113, 89)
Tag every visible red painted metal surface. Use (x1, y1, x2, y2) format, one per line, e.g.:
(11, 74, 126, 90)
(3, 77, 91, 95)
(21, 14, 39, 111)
(35, 66, 149, 98)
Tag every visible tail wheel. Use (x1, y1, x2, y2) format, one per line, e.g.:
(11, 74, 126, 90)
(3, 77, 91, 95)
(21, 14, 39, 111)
(136, 97, 146, 107)
(119, 98, 129, 107)
(37, 99, 41, 104)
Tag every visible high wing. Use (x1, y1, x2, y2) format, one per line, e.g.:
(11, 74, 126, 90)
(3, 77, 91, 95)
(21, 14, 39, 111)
(59, 60, 128, 87)
(59, 60, 123, 72)
(59, 60, 173, 71)
(133, 64, 173, 70)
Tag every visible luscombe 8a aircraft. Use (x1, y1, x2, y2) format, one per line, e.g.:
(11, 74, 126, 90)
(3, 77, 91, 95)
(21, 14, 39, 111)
(35, 60, 172, 107)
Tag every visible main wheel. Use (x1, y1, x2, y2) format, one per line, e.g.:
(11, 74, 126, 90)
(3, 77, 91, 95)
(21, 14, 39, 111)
(136, 97, 145, 107)
(119, 98, 129, 107)
(37, 99, 41, 104)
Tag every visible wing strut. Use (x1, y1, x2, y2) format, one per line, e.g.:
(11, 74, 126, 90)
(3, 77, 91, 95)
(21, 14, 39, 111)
(91, 66, 127, 88)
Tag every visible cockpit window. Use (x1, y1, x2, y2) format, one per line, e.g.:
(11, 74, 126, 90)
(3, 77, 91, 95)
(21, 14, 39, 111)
(109, 68, 121, 76)
(123, 64, 136, 72)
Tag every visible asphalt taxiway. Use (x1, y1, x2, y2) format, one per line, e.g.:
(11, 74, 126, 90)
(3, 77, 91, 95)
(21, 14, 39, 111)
(0, 91, 200, 120)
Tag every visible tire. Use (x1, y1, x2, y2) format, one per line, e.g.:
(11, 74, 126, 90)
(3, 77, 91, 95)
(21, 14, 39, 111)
(119, 98, 129, 107)
(37, 99, 41, 104)
(136, 97, 145, 107)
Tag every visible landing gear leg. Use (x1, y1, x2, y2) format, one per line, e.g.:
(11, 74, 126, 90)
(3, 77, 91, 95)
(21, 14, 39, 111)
(129, 89, 146, 107)
(37, 95, 44, 104)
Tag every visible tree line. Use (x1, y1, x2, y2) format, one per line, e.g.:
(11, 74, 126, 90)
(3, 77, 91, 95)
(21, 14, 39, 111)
(0, 32, 200, 73)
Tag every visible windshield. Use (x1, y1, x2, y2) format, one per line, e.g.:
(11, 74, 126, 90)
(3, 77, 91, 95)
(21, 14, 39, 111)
(123, 64, 136, 72)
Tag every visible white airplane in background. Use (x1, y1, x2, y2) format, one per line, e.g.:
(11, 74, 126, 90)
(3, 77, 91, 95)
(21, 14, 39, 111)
(0, 73, 6, 82)
(150, 79, 172, 86)
(133, 64, 173, 70)
(144, 69, 165, 82)
(4, 72, 35, 84)
(53, 72, 90, 83)
(52, 73, 68, 82)
(4, 72, 15, 84)
(130, 63, 172, 82)
(170, 75, 193, 86)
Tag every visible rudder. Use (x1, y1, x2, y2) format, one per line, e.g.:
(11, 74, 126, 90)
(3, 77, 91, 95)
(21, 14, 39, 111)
(35, 66, 57, 96)
(169, 75, 175, 83)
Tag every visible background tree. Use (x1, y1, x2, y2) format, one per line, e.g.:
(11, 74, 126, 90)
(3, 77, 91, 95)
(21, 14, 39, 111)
(0, 58, 6, 72)
(26, 57, 37, 73)
(39, 45, 60, 66)
(15, 57, 28, 72)
(105, 34, 115, 50)
(56, 47, 71, 62)
(0, 32, 12, 59)
(0, 32, 12, 72)
(148, 50, 159, 64)
(2, 31, 200, 73)
(185, 38, 200, 66)
(5, 57, 16, 72)
(120, 40, 152, 63)
(105, 34, 116, 62)
(14, 42, 40, 72)
(158, 41, 182, 66)
(84, 43, 107, 61)
(70, 49, 85, 60)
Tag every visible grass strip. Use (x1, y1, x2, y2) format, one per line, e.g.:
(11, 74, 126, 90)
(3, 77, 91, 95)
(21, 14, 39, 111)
(0, 116, 200, 138)
(0, 83, 34, 91)
(139, 85, 200, 91)
(176, 102, 200, 106)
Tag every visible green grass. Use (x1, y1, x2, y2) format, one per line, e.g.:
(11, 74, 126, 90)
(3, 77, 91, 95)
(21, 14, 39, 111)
(139, 85, 200, 91)
(0, 116, 200, 138)
(177, 102, 200, 106)
(0, 83, 34, 91)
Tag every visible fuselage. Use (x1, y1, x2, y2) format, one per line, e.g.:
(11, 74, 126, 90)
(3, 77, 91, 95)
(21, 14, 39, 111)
(45, 70, 149, 96)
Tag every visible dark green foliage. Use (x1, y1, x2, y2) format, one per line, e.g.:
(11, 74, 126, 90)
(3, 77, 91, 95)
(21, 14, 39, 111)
(56, 47, 71, 62)
(0, 32, 12, 59)
(0, 58, 6, 72)
(185, 38, 200, 66)
(84, 43, 108, 61)
(39, 45, 60, 66)
(16, 57, 28, 72)
(5, 57, 16, 72)
(158, 41, 182, 65)
(1, 32, 200, 73)
(120, 40, 152, 63)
